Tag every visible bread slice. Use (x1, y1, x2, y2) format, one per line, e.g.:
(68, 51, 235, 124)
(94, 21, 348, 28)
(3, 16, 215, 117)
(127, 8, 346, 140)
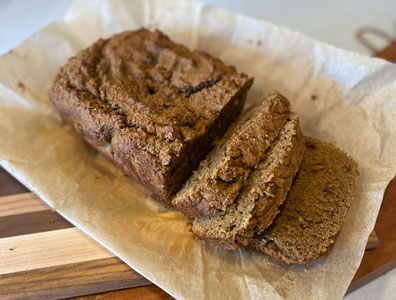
(252, 137, 359, 264)
(172, 91, 292, 218)
(191, 114, 305, 250)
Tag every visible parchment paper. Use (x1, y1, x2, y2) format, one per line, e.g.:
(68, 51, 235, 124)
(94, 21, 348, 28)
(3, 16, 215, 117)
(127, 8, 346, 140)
(1, 0, 396, 299)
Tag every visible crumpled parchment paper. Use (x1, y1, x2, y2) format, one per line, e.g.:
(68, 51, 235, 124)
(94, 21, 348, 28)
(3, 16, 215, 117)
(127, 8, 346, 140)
(1, 0, 396, 299)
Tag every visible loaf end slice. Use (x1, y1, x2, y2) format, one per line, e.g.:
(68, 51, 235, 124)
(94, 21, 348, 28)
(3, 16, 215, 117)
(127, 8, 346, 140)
(172, 91, 292, 218)
(252, 137, 359, 264)
(191, 114, 305, 250)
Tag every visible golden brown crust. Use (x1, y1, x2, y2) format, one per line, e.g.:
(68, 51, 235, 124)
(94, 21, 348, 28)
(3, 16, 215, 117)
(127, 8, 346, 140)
(49, 28, 253, 201)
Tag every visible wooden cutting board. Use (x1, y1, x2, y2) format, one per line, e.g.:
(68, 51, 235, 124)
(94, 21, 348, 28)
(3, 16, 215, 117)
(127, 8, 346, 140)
(0, 169, 167, 300)
(0, 167, 395, 299)
(347, 175, 396, 293)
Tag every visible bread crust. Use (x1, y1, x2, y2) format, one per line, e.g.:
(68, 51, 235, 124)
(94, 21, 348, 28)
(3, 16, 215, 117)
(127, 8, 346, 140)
(49, 28, 253, 201)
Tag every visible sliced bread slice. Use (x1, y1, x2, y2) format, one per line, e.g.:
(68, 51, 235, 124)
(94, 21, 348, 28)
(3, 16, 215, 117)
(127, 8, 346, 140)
(172, 91, 292, 218)
(252, 137, 359, 264)
(191, 114, 305, 250)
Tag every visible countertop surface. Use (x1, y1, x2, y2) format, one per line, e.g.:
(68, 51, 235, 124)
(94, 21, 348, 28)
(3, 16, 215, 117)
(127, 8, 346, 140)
(1, 1, 395, 299)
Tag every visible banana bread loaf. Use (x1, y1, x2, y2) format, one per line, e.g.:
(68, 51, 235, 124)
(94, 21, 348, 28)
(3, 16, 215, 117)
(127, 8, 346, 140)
(252, 137, 359, 264)
(172, 92, 292, 218)
(49, 28, 253, 201)
(191, 110, 305, 250)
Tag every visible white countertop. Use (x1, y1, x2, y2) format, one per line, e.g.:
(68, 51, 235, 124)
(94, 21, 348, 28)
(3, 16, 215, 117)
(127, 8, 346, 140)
(1, 0, 395, 299)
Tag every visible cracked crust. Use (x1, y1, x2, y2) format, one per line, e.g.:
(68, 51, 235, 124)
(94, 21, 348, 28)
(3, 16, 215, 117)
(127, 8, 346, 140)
(172, 92, 292, 218)
(252, 137, 359, 264)
(49, 28, 253, 201)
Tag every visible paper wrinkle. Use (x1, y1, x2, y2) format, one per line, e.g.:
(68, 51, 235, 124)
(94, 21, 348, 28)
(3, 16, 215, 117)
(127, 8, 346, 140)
(1, 0, 396, 299)
(0, 85, 55, 117)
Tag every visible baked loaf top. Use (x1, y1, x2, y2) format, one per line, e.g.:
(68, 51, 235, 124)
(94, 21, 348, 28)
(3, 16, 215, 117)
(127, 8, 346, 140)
(49, 28, 253, 199)
(252, 137, 359, 264)
(191, 105, 305, 250)
(172, 92, 292, 218)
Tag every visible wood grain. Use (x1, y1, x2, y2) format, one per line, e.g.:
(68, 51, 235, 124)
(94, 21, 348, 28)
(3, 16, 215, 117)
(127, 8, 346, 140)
(346, 176, 396, 293)
(0, 192, 73, 238)
(0, 192, 49, 217)
(68, 285, 173, 300)
(0, 228, 114, 274)
(0, 210, 72, 238)
(0, 257, 151, 300)
(0, 167, 29, 196)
